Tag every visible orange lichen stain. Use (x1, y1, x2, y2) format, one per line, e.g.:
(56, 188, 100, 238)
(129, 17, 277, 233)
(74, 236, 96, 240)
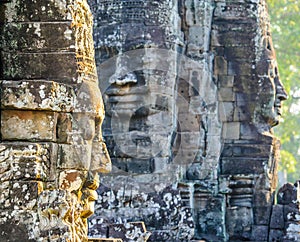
(65, 171, 80, 182)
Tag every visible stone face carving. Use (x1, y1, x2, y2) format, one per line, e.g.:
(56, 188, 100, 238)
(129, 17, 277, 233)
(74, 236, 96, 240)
(0, 0, 294, 241)
(0, 0, 110, 241)
(91, 0, 183, 175)
(88, 0, 220, 240)
(88, 0, 290, 241)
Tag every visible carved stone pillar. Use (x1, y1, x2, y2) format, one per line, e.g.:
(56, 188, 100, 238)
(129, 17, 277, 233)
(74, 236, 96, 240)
(0, 0, 110, 241)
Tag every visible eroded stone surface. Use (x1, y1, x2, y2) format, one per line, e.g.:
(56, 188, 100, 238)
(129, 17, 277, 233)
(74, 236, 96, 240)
(0, 0, 297, 241)
(0, 0, 110, 241)
(88, 0, 290, 241)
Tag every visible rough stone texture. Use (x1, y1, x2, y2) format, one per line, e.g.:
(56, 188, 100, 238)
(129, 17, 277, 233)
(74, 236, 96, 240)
(87, 0, 288, 241)
(0, 0, 297, 241)
(272, 182, 300, 241)
(0, 0, 111, 241)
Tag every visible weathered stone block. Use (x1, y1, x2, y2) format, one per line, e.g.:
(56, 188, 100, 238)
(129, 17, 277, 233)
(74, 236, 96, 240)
(179, 132, 203, 150)
(108, 222, 151, 242)
(104, 134, 136, 159)
(221, 158, 266, 175)
(284, 222, 300, 241)
(218, 87, 235, 102)
(251, 225, 269, 241)
(1, 110, 58, 141)
(211, 27, 256, 47)
(270, 205, 284, 229)
(152, 157, 169, 173)
(1, 52, 77, 81)
(0, 142, 55, 183)
(184, 0, 213, 27)
(89, 218, 109, 238)
(213, 22, 257, 34)
(127, 158, 154, 174)
(56, 113, 73, 143)
(109, 158, 128, 172)
(187, 26, 210, 54)
(233, 75, 261, 93)
(224, 46, 255, 60)
(218, 75, 234, 88)
(1, 80, 75, 112)
(91, 141, 112, 173)
(10, 181, 42, 210)
(37, 190, 81, 240)
(0, 210, 38, 242)
(186, 163, 204, 180)
(207, 115, 222, 134)
(177, 112, 201, 132)
(277, 183, 299, 206)
(254, 190, 274, 208)
(228, 60, 254, 76)
(148, 230, 171, 242)
(219, 102, 234, 121)
(11, 158, 48, 181)
(221, 144, 273, 158)
(195, 194, 225, 240)
(206, 132, 220, 151)
(234, 105, 252, 122)
(214, 2, 258, 20)
(176, 148, 200, 165)
(74, 81, 106, 114)
(283, 205, 300, 222)
(212, 46, 225, 56)
(1, 0, 72, 23)
(58, 169, 85, 191)
(226, 206, 252, 240)
(269, 229, 284, 242)
(57, 144, 91, 171)
(214, 56, 228, 75)
(253, 206, 272, 225)
(222, 122, 240, 140)
(0, 181, 10, 209)
(1, 22, 74, 52)
(240, 123, 260, 140)
(189, 96, 207, 114)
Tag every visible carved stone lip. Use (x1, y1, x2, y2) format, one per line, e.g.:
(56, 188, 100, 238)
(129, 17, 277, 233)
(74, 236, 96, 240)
(108, 95, 144, 103)
(275, 107, 282, 116)
(108, 106, 161, 116)
(274, 101, 282, 116)
(105, 86, 148, 96)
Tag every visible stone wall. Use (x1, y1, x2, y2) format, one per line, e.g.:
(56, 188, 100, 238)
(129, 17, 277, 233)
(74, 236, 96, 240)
(88, 0, 291, 241)
(0, 1, 110, 241)
(0, 0, 298, 242)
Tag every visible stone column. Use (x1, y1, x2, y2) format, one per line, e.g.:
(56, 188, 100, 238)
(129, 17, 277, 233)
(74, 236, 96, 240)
(0, 0, 110, 241)
(213, 0, 287, 240)
(88, 0, 223, 240)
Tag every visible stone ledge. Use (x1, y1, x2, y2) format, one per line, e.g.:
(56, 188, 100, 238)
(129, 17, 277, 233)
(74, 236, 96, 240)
(88, 238, 123, 242)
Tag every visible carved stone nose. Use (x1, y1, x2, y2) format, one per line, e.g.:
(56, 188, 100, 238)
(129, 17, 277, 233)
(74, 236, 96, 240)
(109, 72, 138, 86)
(276, 85, 288, 101)
(274, 75, 288, 101)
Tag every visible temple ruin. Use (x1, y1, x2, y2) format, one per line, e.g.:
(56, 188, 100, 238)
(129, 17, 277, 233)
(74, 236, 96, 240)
(0, 0, 299, 241)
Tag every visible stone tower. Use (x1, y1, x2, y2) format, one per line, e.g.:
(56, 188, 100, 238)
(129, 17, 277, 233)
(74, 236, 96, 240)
(88, 0, 289, 241)
(0, 0, 110, 241)
(0, 0, 298, 242)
